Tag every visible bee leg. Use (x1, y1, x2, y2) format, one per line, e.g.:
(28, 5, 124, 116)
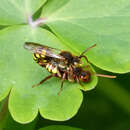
(76, 77, 85, 90)
(57, 69, 62, 77)
(57, 72, 66, 95)
(76, 76, 83, 86)
(32, 74, 53, 88)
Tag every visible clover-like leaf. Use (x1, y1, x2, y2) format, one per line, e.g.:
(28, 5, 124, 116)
(0, 25, 97, 123)
(0, 0, 47, 25)
(41, 0, 130, 73)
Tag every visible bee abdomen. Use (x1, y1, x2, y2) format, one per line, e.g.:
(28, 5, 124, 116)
(46, 63, 58, 74)
(33, 54, 38, 61)
(33, 53, 47, 62)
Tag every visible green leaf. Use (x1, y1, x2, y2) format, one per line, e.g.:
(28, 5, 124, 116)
(0, 106, 37, 130)
(0, 0, 47, 25)
(39, 125, 83, 130)
(41, 0, 130, 73)
(41, 0, 69, 17)
(0, 25, 97, 123)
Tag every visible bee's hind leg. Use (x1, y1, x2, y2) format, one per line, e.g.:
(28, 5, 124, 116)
(32, 74, 54, 88)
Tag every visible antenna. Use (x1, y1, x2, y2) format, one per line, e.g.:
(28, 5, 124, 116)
(79, 44, 96, 57)
(96, 74, 116, 78)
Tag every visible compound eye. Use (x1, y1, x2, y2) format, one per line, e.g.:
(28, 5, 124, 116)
(80, 71, 91, 82)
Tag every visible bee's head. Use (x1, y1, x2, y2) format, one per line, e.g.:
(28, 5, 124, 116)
(79, 71, 91, 82)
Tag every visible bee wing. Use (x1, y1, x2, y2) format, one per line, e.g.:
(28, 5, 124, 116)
(24, 42, 65, 60)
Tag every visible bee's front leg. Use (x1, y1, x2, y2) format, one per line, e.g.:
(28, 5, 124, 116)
(76, 76, 83, 87)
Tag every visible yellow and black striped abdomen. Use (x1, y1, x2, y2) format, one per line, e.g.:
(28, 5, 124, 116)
(33, 48, 47, 61)
(33, 53, 46, 61)
(46, 63, 58, 74)
(33, 53, 48, 67)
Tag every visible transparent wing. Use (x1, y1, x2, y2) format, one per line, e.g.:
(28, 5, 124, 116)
(24, 42, 65, 60)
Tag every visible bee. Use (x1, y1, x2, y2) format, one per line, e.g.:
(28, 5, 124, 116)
(24, 42, 116, 95)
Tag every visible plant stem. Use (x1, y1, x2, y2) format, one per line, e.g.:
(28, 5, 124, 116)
(28, 15, 47, 28)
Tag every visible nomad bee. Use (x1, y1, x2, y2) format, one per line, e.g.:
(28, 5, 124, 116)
(24, 42, 116, 95)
